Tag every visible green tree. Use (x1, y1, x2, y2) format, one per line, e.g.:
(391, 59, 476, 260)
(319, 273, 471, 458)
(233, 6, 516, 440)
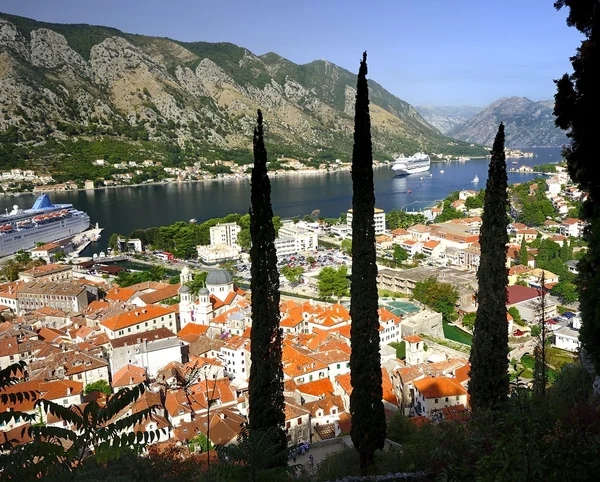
(519, 237, 529, 266)
(386, 210, 427, 230)
(1, 259, 20, 281)
(348, 52, 386, 470)
(247, 110, 285, 456)
(108, 233, 120, 252)
(341, 238, 352, 255)
(551, 281, 579, 304)
(317, 266, 350, 298)
(84, 379, 112, 396)
(280, 265, 304, 283)
(186, 271, 208, 293)
(237, 228, 251, 250)
(469, 123, 510, 413)
(508, 306, 525, 327)
(188, 432, 212, 453)
(393, 245, 409, 264)
(462, 312, 477, 330)
(14, 250, 31, 264)
(412, 276, 460, 322)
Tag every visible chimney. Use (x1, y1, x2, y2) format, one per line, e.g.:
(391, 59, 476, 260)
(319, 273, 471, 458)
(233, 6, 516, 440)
(67, 386, 72, 396)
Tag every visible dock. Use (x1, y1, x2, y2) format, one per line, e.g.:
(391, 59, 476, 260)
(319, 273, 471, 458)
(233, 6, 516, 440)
(69, 226, 104, 258)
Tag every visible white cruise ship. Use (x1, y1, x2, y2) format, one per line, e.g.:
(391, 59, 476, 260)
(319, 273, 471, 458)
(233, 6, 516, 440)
(391, 153, 431, 176)
(0, 194, 90, 258)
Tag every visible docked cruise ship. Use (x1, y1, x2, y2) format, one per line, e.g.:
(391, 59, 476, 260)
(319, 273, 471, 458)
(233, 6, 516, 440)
(0, 194, 90, 258)
(391, 152, 431, 176)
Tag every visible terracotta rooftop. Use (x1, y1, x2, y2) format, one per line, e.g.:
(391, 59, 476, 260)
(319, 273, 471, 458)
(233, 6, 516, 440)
(413, 376, 467, 399)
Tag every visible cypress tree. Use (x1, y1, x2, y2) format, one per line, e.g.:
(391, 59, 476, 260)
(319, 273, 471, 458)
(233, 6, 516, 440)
(554, 1, 600, 371)
(248, 110, 285, 451)
(518, 237, 529, 266)
(469, 123, 510, 412)
(349, 52, 386, 469)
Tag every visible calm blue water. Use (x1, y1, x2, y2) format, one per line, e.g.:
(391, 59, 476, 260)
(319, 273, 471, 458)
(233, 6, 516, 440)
(1, 147, 562, 254)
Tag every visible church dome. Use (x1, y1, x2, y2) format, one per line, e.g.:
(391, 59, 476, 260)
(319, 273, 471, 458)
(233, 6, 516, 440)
(198, 287, 210, 295)
(205, 269, 233, 286)
(179, 284, 190, 294)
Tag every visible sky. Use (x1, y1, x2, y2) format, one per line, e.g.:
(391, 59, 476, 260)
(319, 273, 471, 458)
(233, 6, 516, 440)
(0, 0, 583, 107)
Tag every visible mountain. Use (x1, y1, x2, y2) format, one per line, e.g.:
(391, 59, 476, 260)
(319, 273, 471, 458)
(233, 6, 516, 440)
(415, 105, 481, 134)
(0, 13, 486, 173)
(447, 97, 568, 147)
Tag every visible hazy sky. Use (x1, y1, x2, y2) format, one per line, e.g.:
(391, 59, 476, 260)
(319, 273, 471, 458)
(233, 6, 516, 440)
(1, 0, 583, 107)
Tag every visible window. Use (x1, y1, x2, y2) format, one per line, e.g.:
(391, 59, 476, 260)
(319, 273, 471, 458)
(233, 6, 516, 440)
(286, 421, 291, 429)
(336, 364, 340, 369)
(435, 398, 439, 403)
(456, 396, 460, 401)
(297, 418, 302, 425)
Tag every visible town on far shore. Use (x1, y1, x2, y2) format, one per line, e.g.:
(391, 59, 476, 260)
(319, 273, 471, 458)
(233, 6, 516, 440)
(0, 159, 584, 456)
(0, 145, 533, 195)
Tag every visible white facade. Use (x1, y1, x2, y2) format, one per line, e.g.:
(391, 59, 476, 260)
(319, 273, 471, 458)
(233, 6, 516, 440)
(347, 208, 386, 235)
(220, 343, 250, 379)
(274, 222, 318, 257)
(210, 223, 241, 248)
(110, 337, 182, 377)
(554, 327, 581, 352)
(197, 244, 241, 263)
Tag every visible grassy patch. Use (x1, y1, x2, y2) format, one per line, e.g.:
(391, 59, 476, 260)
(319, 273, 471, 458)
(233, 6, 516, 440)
(443, 323, 473, 346)
(389, 341, 406, 359)
(546, 347, 577, 370)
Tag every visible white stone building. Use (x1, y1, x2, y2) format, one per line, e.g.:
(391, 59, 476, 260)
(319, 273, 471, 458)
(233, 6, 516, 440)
(210, 223, 241, 248)
(347, 208, 386, 235)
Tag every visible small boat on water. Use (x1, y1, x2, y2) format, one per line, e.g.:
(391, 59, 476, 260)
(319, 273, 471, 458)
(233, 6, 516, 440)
(439, 170, 444, 173)
(472, 175, 479, 183)
(407, 190, 412, 194)
(190, 218, 197, 223)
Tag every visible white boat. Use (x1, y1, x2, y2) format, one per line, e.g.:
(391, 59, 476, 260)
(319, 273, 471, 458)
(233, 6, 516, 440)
(472, 175, 479, 183)
(0, 194, 90, 258)
(391, 152, 431, 176)
(190, 218, 197, 223)
(439, 170, 444, 174)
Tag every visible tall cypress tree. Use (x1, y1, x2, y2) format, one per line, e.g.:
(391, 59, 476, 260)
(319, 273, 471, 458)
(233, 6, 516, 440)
(349, 52, 386, 469)
(469, 123, 509, 412)
(248, 110, 285, 450)
(554, 1, 600, 372)
(518, 237, 529, 266)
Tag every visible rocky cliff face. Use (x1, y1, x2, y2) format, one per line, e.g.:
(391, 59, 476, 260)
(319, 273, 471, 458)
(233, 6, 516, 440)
(447, 97, 568, 147)
(415, 105, 481, 134)
(0, 12, 483, 165)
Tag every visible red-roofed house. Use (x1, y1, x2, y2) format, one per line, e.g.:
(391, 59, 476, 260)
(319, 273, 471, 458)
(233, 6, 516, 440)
(506, 286, 557, 323)
(421, 240, 443, 258)
(399, 239, 421, 257)
(413, 376, 468, 417)
(560, 218, 585, 238)
(99, 305, 177, 339)
(111, 364, 147, 392)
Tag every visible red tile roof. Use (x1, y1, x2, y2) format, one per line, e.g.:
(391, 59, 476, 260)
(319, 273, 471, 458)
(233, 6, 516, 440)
(413, 376, 467, 399)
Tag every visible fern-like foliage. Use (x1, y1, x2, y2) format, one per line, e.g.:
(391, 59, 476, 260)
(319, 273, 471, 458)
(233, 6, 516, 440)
(0, 362, 164, 479)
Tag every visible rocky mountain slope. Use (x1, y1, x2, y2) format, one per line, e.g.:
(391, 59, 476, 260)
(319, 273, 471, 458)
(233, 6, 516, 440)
(415, 105, 481, 134)
(0, 13, 485, 171)
(447, 97, 568, 147)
